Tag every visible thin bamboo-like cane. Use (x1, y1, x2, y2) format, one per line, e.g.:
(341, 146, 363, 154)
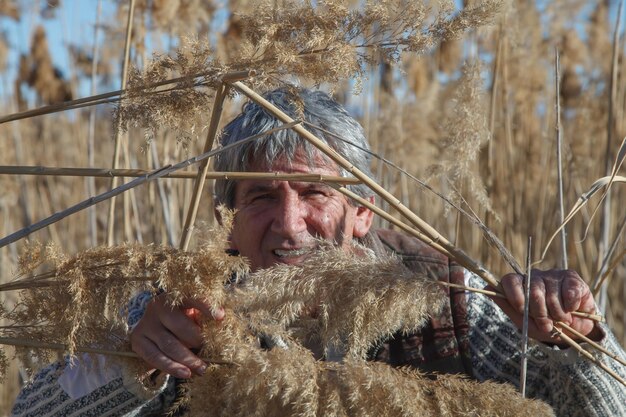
(0, 275, 154, 292)
(597, 0, 625, 311)
(0, 70, 256, 125)
(150, 143, 176, 246)
(592, 209, 626, 294)
(520, 237, 532, 397)
(327, 183, 452, 258)
(180, 83, 229, 250)
(554, 49, 568, 269)
(0, 166, 360, 183)
(436, 281, 503, 298)
(0, 261, 124, 292)
(593, 246, 626, 296)
(86, 0, 102, 247)
(556, 321, 626, 368)
(0, 92, 122, 124)
(0, 337, 235, 366)
(229, 80, 499, 288)
(571, 311, 606, 323)
(106, 0, 136, 247)
(551, 325, 626, 388)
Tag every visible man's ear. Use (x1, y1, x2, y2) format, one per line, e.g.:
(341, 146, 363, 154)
(352, 196, 375, 238)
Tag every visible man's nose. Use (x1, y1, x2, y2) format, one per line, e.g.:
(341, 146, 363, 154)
(271, 193, 307, 237)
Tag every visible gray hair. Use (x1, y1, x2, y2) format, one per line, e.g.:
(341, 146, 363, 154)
(214, 87, 374, 208)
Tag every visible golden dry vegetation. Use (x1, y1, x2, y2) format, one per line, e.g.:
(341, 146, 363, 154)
(0, 0, 625, 414)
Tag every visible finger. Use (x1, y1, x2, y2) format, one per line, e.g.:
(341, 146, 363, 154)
(560, 271, 587, 312)
(181, 297, 216, 317)
(543, 276, 570, 322)
(159, 307, 205, 349)
(181, 298, 225, 322)
(148, 329, 207, 376)
(500, 273, 525, 314)
(528, 278, 554, 333)
(131, 335, 194, 379)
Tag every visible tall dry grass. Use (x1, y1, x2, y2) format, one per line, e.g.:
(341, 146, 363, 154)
(0, 0, 625, 413)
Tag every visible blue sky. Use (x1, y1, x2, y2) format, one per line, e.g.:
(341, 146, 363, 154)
(0, 1, 231, 103)
(1, 1, 113, 99)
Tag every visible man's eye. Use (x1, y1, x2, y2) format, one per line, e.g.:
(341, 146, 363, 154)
(250, 194, 273, 202)
(303, 189, 326, 197)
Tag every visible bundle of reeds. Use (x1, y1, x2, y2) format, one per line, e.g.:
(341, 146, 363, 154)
(0, 231, 553, 416)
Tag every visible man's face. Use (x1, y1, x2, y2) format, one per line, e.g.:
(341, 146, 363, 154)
(229, 150, 374, 271)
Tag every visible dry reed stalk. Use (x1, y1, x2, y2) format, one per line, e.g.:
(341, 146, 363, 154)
(106, 0, 136, 246)
(1, 90, 120, 123)
(120, 139, 137, 242)
(597, 0, 624, 310)
(35, 179, 61, 244)
(570, 311, 606, 323)
(592, 202, 626, 291)
(520, 237, 532, 397)
(0, 164, 167, 249)
(436, 280, 502, 298)
(9, 116, 32, 228)
(556, 322, 626, 368)
(551, 325, 626, 388)
(328, 183, 452, 257)
(229, 80, 499, 288)
(0, 166, 361, 183)
(593, 245, 626, 296)
(180, 83, 228, 250)
(0, 70, 244, 124)
(540, 174, 626, 265)
(150, 142, 176, 246)
(0, 336, 234, 365)
(583, 134, 626, 239)
(554, 49, 568, 269)
(86, 0, 103, 247)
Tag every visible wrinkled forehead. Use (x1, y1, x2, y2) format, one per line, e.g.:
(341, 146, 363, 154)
(246, 147, 340, 174)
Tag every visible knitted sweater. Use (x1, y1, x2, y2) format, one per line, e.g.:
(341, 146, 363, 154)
(11, 231, 626, 416)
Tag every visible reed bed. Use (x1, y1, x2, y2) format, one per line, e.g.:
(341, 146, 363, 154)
(1, 0, 625, 413)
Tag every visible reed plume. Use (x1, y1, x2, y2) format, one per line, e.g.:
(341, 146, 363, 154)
(114, 0, 505, 140)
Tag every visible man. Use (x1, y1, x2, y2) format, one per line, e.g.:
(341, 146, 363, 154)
(12, 87, 626, 416)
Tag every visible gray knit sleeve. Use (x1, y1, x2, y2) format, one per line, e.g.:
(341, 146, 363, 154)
(466, 272, 626, 416)
(10, 360, 143, 417)
(10, 356, 178, 417)
(10, 290, 171, 417)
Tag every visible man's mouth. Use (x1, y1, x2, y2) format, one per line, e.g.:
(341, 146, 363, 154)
(272, 248, 311, 258)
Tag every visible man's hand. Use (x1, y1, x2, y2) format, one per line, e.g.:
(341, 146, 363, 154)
(130, 294, 224, 379)
(491, 269, 602, 345)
